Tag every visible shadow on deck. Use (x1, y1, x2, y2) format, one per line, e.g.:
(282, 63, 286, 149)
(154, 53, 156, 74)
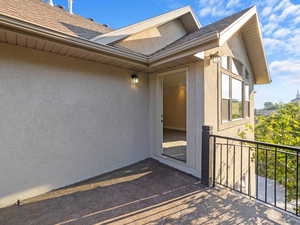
(0, 159, 298, 225)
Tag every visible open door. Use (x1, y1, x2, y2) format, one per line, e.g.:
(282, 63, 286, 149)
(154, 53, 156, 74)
(161, 71, 187, 162)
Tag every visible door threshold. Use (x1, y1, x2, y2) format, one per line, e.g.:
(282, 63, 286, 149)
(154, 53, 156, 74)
(151, 155, 200, 178)
(162, 153, 186, 163)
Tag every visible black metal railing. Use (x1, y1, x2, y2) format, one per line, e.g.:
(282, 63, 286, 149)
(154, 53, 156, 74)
(201, 126, 300, 217)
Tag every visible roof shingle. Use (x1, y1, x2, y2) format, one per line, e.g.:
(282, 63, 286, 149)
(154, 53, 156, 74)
(0, 0, 113, 39)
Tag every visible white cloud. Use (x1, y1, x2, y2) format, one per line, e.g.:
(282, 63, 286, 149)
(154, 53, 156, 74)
(198, 0, 236, 19)
(273, 0, 290, 12)
(226, 0, 240, 8)
(277, 4, 300, 21)
(270, 60, 300, 74)
(264, 38, 287, 53)
(273, 28, 290, 38)
(261, 6, 272, 17)
(287, 31, 300, 55)
(288, 76, 300, 84)
(199, 7, 211, 17)
(269, 14, 278, 22)
(263, 22, 279, 35)
(270, 60, 300, 84)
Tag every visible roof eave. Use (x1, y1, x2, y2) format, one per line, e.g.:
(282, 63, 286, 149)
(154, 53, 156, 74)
(253, 13, 271, 84)
(0, 14, 149, 64)
(91, 6, 201, 45)
(150, 31, 219, 63)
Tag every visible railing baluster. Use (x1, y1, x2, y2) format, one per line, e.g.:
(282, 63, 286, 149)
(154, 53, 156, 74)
(233, 145, 236, 189)
(240, 141, 243, 193)
(285, 153, 288, 211)
(226, 139, 229, 187)
(213, 136, 216, 187)
(265, 147, 268, 203)
(248, 146, 251, 197)
(256, 144, 259, 200)
(297, 151, 299, 215)
(220, 144, 222, 184)
(274, 147, 277, 207)
(208, 132, 300, 217)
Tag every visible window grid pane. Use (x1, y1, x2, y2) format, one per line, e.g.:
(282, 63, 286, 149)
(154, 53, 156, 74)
(222, 73, 230, 99)
(231, 78, 242, 119)
(222, 99, 230, 121)
(221, 56, 228, 70)
(232, 78, 242, 101)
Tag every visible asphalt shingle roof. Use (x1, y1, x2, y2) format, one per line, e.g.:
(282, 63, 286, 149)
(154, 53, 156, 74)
(0, 0, 113, 40)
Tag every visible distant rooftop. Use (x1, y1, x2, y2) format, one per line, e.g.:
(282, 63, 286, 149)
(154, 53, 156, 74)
(291, 90, 300, 103)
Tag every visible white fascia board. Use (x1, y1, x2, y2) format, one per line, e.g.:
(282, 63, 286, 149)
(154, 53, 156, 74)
(189, 7, 202, 28)
(253, 13, 271, 84)
(219, 6, 256, 46)
(91, 6, 200, 45)
(149, 31, 219, 63)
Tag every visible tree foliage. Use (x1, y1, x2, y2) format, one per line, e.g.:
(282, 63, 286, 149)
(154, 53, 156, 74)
(255, 103, 300, 204)
(256, 103, 300, 146)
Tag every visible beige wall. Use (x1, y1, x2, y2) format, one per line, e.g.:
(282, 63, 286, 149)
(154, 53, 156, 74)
(204, 32, 255, 139)
(163, 85, 186, 131)
(0, 43, 150, 208)
(118, 19, 187, 55)
(203, 32, 256, 194)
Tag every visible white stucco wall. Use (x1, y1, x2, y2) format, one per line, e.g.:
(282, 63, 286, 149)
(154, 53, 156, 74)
(118, 19, 187, 55)
(0, 43, 150, 208)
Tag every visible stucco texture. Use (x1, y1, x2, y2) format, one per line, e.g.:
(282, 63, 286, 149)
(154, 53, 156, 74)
(204, 32, 255, 138)
(203, 32, 256, 196)
(118, 19, 187, 55)
(0, 43, 150, 207)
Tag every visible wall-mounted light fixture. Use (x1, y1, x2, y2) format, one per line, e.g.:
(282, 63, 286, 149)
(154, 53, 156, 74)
(131, 74, 139, 84)
(209, 52, 221, 64)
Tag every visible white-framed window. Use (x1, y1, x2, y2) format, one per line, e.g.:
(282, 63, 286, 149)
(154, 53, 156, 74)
(222, 74, 230, 122)
(221, 73, 250, 122)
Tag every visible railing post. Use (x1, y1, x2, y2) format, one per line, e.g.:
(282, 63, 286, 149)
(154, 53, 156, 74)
(202, 125, 213, 186)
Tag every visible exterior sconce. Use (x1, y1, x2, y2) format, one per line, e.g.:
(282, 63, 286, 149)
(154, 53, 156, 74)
(209, 52, 221, 64)
(131, 74, 139, 84)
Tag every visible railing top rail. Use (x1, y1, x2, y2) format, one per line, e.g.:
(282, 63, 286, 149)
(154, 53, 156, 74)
(210, 134, 300, 152)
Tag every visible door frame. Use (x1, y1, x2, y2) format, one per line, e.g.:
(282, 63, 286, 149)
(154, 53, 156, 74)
(156, 67, 189, 164)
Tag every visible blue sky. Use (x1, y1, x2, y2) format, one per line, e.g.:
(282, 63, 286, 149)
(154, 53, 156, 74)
(52, 0, 300, 109)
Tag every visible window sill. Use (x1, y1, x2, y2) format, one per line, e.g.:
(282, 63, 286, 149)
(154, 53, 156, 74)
(219, 118, 250, 131)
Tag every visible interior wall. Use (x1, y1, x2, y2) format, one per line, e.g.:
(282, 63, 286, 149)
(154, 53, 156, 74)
(0, 43, 150, 208)
(163, 85, 186, 131)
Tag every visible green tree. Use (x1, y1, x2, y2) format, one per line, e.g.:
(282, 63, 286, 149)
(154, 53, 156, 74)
(256, 103, 300, 146)
(255, 103, 300, 206)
